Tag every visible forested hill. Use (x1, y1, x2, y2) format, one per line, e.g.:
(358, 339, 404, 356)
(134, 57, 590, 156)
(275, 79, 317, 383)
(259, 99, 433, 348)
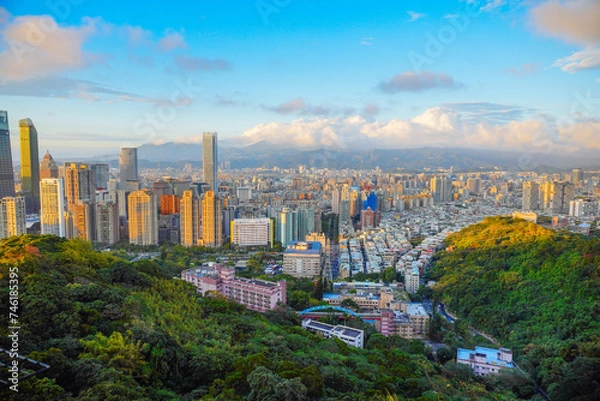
(430, 217, 600, 401)
(0, 235, 525, 401)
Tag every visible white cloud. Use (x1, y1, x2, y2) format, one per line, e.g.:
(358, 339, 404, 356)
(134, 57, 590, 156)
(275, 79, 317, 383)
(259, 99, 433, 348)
(378, 71, 463, 93)
(157, 29, 187, 51)
(0, 14, 99, 81)
(360, 36, 373, 45)
(531, 0, 600, 45)
(481, 0, 506, 12)
(238, 106, 594, 153)
(407, 11, 426, 22)
(554, 46, 600, 72)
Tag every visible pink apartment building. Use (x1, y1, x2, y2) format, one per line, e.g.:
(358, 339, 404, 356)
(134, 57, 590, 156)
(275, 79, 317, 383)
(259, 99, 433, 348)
(181, 264, 287, 312)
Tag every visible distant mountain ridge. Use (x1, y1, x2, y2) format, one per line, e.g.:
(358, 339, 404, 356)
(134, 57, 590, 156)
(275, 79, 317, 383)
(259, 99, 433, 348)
(78, 141, 600, 171)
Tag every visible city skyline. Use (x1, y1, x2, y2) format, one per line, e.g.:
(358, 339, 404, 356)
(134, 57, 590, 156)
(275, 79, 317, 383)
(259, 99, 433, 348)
(0, 1, 599, 159)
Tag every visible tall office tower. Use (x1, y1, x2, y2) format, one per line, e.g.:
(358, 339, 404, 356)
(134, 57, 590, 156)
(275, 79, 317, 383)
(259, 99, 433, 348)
(0, 111, 15, 198)
(522, 182, 540, 211)
(339, 200, 350, 222)
(40, 151, 59, 179)
(128, 189, 158, 245)
(0, 196, 26, 238)
(180, 190, 200, 247)
(96, 202, 119, 245)
(64, 162, 96, 209)
(19, 118, 40, 213)
(91, 163, 109, 189)
(331, 188, 340, 214)
(40, 178, 66, 236)
(201, 190, 222, 247)
(364, 191, 377, 211)
(119, 148, 138, 183)
(202, 132, 218, 194)
(572, 168, 584, 185)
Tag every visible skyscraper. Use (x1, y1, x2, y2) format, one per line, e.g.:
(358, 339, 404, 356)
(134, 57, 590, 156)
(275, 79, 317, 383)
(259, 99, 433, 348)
(128, 189, 158, 245)
(201, 190, 222, 247)
(64, 162, 96, 209)
(572, 168, 584, 185)
(96, 202, 119, 245)
(203, 132, 218, 194)
(19, 118, 40, 214)
(40, 151, 59, 179)
(91, 163, 110, 189)
(0, 111, 15, 199)
(180, 190, 200, 247)
(0, 196, 26, 238)
(40, 178, 66, 236)
(522, 181, 540, 211)
(120, 147, 138, 183)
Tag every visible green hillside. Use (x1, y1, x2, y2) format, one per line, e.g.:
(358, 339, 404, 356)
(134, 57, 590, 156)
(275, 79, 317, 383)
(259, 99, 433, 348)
(0, 235, 528, 400)
(431, 217, 600, 400)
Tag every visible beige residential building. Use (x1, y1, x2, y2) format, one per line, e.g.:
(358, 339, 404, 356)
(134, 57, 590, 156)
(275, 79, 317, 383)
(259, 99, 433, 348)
(180, 190, 201, 247)
(128, 190, 158, 245)
(201, 190, 222, 247)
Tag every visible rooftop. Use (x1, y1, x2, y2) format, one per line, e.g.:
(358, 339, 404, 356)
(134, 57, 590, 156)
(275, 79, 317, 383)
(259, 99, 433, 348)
(457, 347, 514, 368)
(285, 241, 322, 254)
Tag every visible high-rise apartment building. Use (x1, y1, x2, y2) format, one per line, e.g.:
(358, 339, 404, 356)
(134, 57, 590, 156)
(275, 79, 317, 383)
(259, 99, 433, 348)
(180, 190, 200, 247)
(201, 190, 222, 247)
(71, 201, 94, 241)
(331, 188, 340, 215)
(64, 162, 96, 209)
(19, 118, 40, 213)
(572, 168, 584, 185)
(522, 181, 540, 211)
(40, 151, 59, 179)
(202, 132, 218, 194)
(40, 178, 66, 236)
(431, 176, 453, 203)
(96, 202, 119, 245)
(541, 181, 574, 214)
(0, 111, 15, 199)
(119, 148, 138, 183)
(0, 196, 26, 238)
(160, 194, 180, 215)
(128, 189, 158, 245)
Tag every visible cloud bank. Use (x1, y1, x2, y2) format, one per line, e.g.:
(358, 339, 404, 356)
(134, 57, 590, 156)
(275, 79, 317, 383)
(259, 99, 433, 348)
(239, 105, 599, 153)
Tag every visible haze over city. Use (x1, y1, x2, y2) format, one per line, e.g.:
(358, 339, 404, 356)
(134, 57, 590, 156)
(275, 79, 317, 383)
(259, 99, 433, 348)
(0, 0, 599, 159)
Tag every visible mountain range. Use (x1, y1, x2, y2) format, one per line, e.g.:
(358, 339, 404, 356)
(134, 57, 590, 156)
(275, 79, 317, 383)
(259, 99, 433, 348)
(81, 141, 600, 172)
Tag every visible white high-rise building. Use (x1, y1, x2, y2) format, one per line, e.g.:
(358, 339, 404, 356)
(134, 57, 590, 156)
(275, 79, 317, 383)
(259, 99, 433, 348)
(40, 178, 66, 237)
(231, 218, 272, 247)
(0, 196, 26, 238)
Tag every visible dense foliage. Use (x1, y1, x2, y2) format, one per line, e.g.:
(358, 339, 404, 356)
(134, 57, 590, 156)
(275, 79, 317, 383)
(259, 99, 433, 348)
(430, 217, 600, 401)
(1, 235, 525, 400)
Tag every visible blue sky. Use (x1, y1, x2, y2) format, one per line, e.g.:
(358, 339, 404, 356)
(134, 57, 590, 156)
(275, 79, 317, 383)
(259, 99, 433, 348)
(0, 0, 599, 158)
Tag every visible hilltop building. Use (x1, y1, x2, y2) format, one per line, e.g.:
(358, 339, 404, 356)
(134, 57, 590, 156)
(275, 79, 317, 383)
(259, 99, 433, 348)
(181, 264, 286, 312)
